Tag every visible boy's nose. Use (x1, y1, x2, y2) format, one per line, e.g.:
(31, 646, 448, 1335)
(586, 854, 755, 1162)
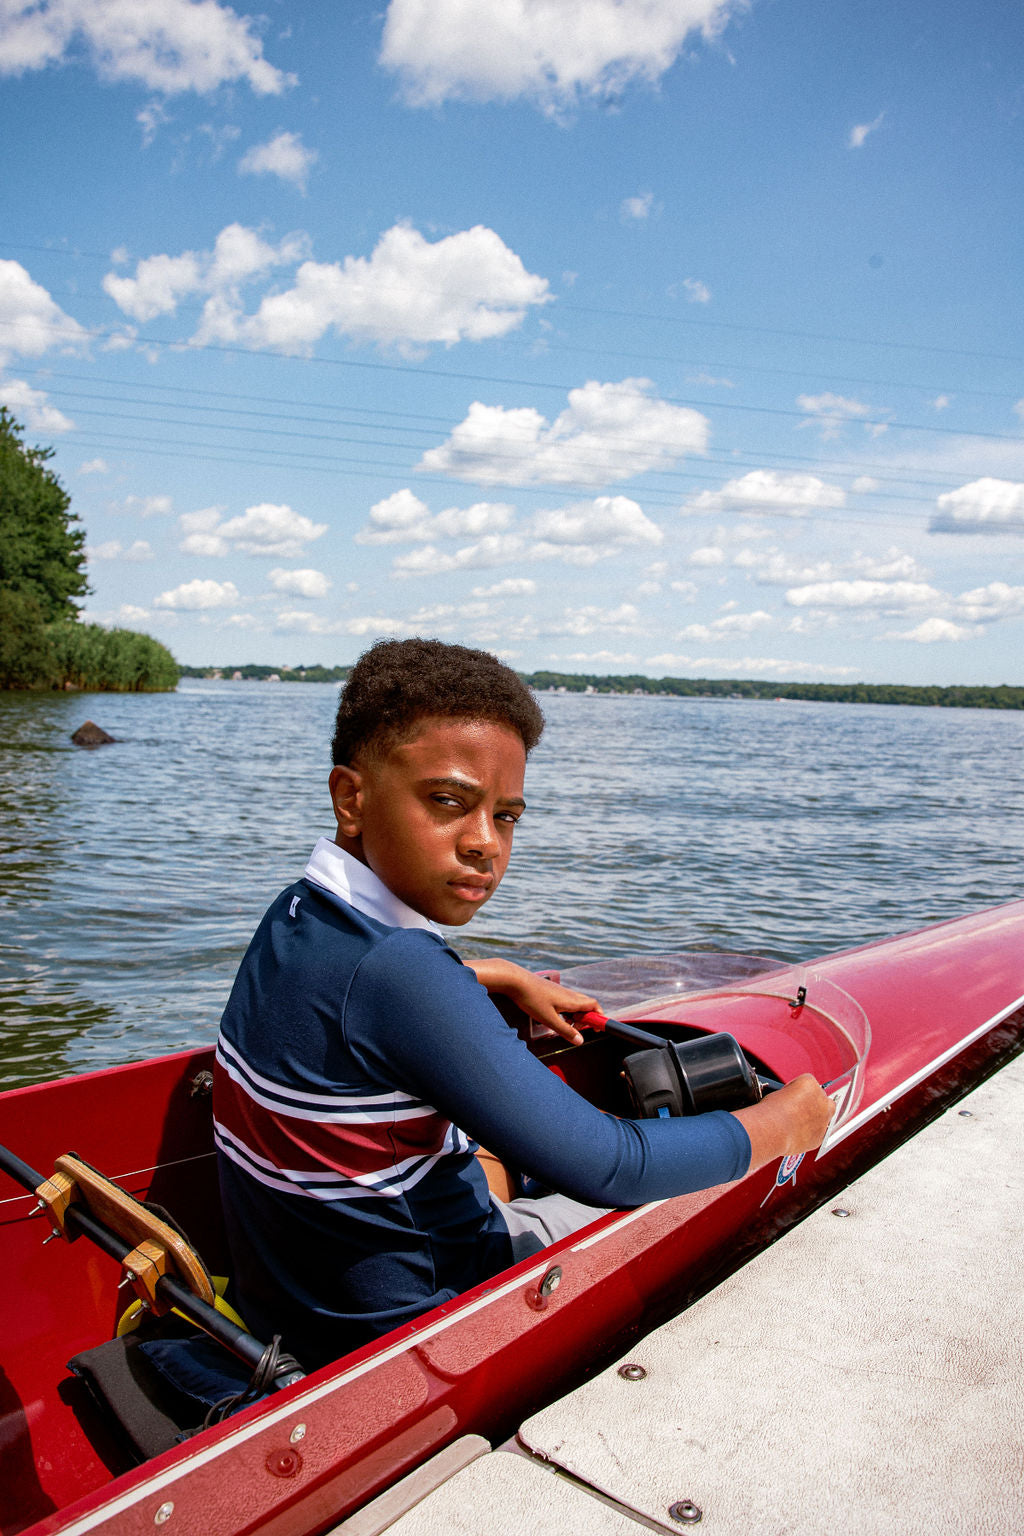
(459, 812, 500, 860)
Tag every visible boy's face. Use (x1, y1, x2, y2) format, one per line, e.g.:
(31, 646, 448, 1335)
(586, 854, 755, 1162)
(329, 716, 527, 926)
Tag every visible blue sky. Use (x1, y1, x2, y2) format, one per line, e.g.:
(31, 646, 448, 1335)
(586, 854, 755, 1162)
(2, 0, 1023, 683)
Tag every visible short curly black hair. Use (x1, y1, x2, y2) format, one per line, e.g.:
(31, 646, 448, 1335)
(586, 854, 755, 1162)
(331, 637, 545, 766)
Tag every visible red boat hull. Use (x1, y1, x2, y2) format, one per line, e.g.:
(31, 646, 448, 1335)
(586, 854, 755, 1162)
(2, 902, 1022, 1536)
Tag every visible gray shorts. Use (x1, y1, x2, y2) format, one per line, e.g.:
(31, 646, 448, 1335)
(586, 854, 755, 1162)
(490, 1191, 613, 1262)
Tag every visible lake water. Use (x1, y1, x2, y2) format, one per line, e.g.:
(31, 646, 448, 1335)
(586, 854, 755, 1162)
(1, 681, 1022, 1088)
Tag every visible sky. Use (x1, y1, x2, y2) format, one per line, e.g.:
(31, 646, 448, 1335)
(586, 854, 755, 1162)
(2, 0, 1023, 684)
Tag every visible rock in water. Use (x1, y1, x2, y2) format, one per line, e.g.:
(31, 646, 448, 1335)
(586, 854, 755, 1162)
(71, 720, 116, 747)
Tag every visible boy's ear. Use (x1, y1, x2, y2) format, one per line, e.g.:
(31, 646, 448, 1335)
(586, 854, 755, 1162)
(329, 765, 364, 840)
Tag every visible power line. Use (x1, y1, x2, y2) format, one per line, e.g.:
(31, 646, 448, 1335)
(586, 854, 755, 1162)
(4, 235, 1023, 367)
(65, 426, 1024, 534)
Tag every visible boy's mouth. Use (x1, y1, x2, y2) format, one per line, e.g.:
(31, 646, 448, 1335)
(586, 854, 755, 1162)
(448, 875, 492, 902)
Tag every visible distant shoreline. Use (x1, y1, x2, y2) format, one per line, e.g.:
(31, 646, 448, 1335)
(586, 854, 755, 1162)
(178, 665, 1024, 712)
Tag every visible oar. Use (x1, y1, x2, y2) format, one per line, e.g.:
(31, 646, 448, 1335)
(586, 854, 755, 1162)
(0, 1142, 303, 1388)
(578, 1009, 668, 1048)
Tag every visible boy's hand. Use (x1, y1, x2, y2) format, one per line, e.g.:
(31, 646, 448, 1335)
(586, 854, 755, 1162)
(466, 959, 597, 1045)
(730, 1074, 835, 1174)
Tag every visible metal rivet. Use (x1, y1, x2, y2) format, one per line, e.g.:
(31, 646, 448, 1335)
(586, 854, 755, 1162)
(154, 1503, 174, 1525)
(538, 1265, 562, 1297)
(958, 1110, 973, 1117)
(289, 1423, 306, 1444)
(618, 1363, 647, 1381)
(669, 1499, 702, 1523)
(831, 1207, 851, 1218)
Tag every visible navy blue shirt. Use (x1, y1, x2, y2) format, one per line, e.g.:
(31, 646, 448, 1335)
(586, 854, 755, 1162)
(214, 875, 751, 1369)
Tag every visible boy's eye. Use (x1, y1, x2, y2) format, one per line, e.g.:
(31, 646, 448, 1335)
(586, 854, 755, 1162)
(496, 810, 521, 825)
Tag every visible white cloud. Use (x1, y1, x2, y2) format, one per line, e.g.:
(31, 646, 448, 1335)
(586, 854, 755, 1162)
(931, 478, 1024, 535)
(471, 577, 537, 597)
(0, 0, 293, 95)
(154, 577, 240, 610)
(620, 191, 654, 221)
(78, 457, 109, 475)
(389, 493, 664, 574)
(180, 502, 327, 558)
(688, 546, 726, 566)
(392, 534, 525, 577)
(0, 376, 73, 432)
(110, 493, 174, 518)
(527, 495, 662, 547)
(669, 579, 698, 601)
(678, 609, 772, 641)
(88, 539, 153, 562)
(0, 260, 87, 364)
(885, 618, 976, 643)
(110, 603, 152, 626)
(136, 97, 171, 145)
(797, 392, 877, 440)
(355, 490, 517, 545)
(644, 653, 857, 677)
(684, 469, 845, 518)
(851, 475, 878, 492)
(380, 0, 739, 112)
(555, 650, 639, 665)
(238, 131, 317, 191)
(355, 488, 431, 544)
(849, 112, 885, 149)
(196, 222, 550, 354)
(740, 545, 927, 587)
(274, 610, 411, 637)
(1014, 399, 1024, 423)
(786, 579, 941, 612)
(540, 603, 642, 637)
(932, 395, 951, 412)
(687, 370, 733, 388)
(419, 377, 708, 487)
(267, 567, 330, 598)
(682, 277, 710, 304)
(103, 223, 307, 324)
(953, 582, 1024, 623)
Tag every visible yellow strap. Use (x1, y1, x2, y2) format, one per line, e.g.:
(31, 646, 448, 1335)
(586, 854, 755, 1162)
(115, 1277, 248, 1338)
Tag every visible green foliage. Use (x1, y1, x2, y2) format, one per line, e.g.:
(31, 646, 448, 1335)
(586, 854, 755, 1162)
(48, 623, 179, 692)
(0, 587, 57, 689)
(0, 408, 87, 622)
(178, 663, 351, 683)
(523, 672, 1024, 710)
(0, 410, 178, 692)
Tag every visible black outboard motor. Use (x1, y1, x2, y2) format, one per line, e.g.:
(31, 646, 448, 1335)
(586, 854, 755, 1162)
(622, 1031, 780, 1118)
(578, 1011, 782, 1119)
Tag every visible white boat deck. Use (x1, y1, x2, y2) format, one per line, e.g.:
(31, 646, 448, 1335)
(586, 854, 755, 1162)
(335, 1052, 1024, 1535)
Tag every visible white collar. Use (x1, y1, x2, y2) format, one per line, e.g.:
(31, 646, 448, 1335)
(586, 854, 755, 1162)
(303, 837, 438, 932)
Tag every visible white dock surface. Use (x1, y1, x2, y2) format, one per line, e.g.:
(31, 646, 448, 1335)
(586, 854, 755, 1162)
(359, 1053, 1024, 1534)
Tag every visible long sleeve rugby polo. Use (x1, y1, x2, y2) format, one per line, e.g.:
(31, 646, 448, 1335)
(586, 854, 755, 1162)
(214, 842, 751, 1369)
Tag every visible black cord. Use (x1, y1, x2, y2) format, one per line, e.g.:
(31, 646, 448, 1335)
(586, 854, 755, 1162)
(202, 1335, 303, 1428)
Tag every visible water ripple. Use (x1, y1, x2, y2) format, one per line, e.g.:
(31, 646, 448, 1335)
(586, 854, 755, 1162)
(1, 684, 1021, 1085)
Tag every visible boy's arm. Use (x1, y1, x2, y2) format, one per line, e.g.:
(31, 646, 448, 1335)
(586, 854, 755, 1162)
(463, 957, 596, 1045)
(731, 1074, 834, 1169)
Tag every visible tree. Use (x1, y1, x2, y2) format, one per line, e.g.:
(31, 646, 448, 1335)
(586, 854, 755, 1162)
(0, 407, 88, 621)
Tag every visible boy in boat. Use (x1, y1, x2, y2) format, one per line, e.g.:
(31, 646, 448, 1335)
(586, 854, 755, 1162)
(213, 638, 832, 1370)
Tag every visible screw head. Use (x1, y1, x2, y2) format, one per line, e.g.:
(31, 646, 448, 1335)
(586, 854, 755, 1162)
(617, 1362, 647, 1381)
(831, 1207, 851, 1218)
(289, 1422, 306, 1444)
(958, 1110, 973, 1117)
(538, 1265, 562, 1298)
(669, 1499, 702, 1523)
(154, 1502, 174, 1525)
